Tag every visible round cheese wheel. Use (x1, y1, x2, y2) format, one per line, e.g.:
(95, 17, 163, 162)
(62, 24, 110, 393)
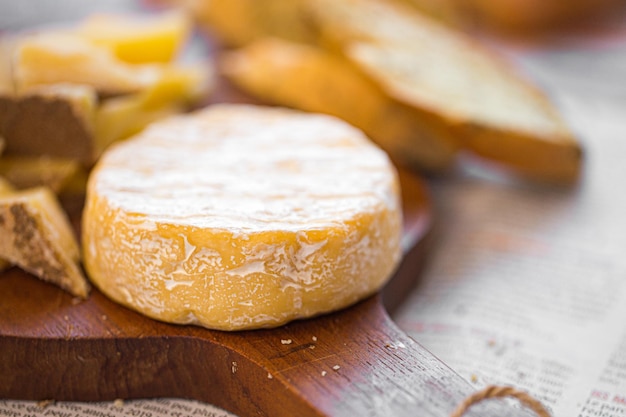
(82, 104, 402, 330)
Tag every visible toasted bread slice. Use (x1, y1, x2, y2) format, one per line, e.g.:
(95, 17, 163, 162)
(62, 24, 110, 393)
(183, 0, 318, 47)
(308, 0, 582, 183)
(222, 37, 458, 171)
(0, 186, 89, 298)
(403, 0, 626, 35)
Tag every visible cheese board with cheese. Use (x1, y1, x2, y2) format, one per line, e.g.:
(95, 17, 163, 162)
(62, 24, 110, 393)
(0, 3, 543, 416)
(0, 156, 531, 417)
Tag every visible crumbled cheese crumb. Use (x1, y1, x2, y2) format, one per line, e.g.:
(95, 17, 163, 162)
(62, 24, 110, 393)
(321, 371, 327, 377)
(231, 361, 238, 373)
(281, 339, 292, 345)
(312, 336, 317, 342)
(113, 399, 124, 408)
(267, 373, 273, 379)
(37, 400, 54, 408)
(384, 341, 407, 350)
(332, 365, 341, 371)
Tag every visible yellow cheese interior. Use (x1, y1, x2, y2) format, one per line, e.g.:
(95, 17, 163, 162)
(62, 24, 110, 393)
(76, 11, 190, 64)
(95, 63, 212, 152)
(14, 33, 160, 95)
(82, 104, 402, 330)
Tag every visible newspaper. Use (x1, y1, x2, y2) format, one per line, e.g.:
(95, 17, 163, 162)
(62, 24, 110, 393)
(0, 398, 236, 417)
(2, 6, 626, 417)
(395, 30, 626, 417)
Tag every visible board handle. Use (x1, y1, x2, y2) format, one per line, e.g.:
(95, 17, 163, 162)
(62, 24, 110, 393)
(1, 291, 534, 417)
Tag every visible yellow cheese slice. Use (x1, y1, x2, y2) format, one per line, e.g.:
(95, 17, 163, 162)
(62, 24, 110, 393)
(0, 156, 81, 193)
(0, 177, 11, 195)
(14, 33, 160, 95)
(76, 11, 191, 64)
(82, 104, 402, 330)
(95, 62, 214, 152)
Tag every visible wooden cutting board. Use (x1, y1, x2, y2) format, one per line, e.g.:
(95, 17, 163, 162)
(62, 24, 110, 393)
(0, 46, 532, 417)
(0, 166, 529, 417)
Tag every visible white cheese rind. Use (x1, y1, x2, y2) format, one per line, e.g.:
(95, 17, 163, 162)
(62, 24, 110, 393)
(82, 104, 402, 330)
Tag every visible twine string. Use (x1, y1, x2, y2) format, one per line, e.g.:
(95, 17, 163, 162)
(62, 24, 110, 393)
(450, 385, 551, 417)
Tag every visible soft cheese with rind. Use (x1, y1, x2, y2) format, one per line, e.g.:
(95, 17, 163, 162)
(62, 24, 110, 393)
(82, 104, 402, 330)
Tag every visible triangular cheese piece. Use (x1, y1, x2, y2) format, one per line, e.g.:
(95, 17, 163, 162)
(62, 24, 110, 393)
(0, 186, 89, 298)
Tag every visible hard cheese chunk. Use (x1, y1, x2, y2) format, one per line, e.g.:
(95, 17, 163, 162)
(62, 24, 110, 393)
(0, 83, 98, 165)
(82, 104, 402, 330)
(0, 186, 89, 298)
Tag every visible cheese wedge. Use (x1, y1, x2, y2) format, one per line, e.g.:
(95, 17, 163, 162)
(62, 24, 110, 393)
(95, 62, 213, 151)
(0, 186, 89, 298)
(83, 104, 402, 330)
(14, 33, 161, 95)
(76, 11, 191, 64)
